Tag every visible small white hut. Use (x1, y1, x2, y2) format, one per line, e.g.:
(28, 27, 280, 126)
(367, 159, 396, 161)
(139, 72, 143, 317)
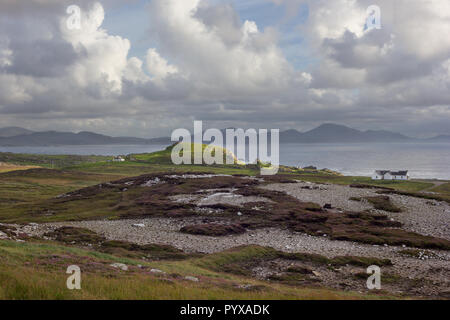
(113, 156, 125, 162)
(372, 170, 409, 180)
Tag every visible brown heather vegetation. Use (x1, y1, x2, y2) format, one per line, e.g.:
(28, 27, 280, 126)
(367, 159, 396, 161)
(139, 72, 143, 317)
(34, 172, 450, 250)
(350, 195, 402, 212)
(180, 223, 246, 236)
(45, 226, 192, 261)
(377, 189, 450, 204)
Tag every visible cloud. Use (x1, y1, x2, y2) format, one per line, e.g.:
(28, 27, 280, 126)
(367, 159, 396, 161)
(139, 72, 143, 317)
(146, 0, 299, 97)
(0, 0, 449, 137)
(146, 49, 178, 82)
(60, 2, 134, 93)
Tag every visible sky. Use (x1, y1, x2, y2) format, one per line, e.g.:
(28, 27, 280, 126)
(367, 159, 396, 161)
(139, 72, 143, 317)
(0, 0, 449, 138)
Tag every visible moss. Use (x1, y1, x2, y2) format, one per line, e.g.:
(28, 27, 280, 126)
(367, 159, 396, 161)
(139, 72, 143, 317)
(180, 224, 246, 237)
(364, 196, 402, 213)
(267, 273, 311, 284)
(195, 245, 393, 281)
(44, 227, 105, 244)
(43, 227, 192, 261)
(377, 190, 449, 204)
(331, 227, 450, 250)
(350, 184, 394, 191)
(285, 265, 313, 274)
(330, 256, 392, 267)
(382, 273, 404, 284)
(0, 225, 17, 237)
(100, 241, 191, 260)
(303, 202, 323, 212)
(398, 249, 422, 258)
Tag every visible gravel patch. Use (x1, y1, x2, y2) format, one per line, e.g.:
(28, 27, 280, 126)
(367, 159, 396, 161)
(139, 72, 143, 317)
(170, 191, 272, 207)
(263, 181, 450, 240)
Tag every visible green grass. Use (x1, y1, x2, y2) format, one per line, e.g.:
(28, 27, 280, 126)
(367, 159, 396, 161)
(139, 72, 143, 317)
(364, 196, 402, 212)
(0, 169, 123, 223)
(0, 163, 40, 173)
(431, 182, 450, 195)
(0, 240, 397, 300)
(290, 174, 434, 193)
(65, 161, 258, 177)
(0, 152, 109, 169)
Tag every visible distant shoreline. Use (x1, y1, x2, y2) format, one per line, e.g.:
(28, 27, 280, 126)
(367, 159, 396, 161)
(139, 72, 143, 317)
(1, 142, 449, 180)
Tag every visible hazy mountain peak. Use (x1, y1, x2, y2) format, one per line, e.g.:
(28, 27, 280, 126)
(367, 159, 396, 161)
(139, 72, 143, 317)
(0, 123, 443, 146)
(0, 127, 34, 138)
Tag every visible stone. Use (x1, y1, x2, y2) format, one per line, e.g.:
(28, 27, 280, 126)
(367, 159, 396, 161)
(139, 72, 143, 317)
(132, 224, 145, 228)
(150, 268, 165, 274)
(185, 276, 199, 282)
(110, 263, 128, 271)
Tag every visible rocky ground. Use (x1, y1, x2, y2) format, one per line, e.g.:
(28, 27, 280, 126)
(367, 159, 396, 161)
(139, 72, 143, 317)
(2, 178, 449, 298)
(264, 181, 450, 240)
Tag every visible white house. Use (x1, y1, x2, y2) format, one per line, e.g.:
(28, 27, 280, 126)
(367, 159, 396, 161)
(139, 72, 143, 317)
(113, 156, 125, 162)
(372, 170, 409, 181)
(386, 171, 410, 180)
(372, 170, 389, 180)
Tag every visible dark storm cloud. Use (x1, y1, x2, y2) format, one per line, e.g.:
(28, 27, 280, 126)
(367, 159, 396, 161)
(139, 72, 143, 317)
(6, 39, 79, 78)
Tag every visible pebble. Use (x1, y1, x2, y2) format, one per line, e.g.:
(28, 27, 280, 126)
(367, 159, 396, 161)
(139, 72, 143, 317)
(110, 263, 128, 271)
(185, 276, 199, 282)
(150, 268, 165, 274)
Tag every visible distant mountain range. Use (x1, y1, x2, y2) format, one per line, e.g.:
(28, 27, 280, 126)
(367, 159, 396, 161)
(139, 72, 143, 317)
(0, 127, 34, 138)
(0, 130, 171, 146)
(0, 123, 448, 146)
(278, 124, 414, 143)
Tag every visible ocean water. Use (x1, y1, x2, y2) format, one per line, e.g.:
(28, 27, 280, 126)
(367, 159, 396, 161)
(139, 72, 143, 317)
(1, 142, 449, 180)
(278, 142, 450, 180)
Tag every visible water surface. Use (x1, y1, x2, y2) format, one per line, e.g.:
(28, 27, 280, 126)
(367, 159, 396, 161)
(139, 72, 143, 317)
(1, 142, 449, 180)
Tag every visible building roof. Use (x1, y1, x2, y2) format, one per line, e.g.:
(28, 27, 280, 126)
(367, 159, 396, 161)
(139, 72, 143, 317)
(389, 171, 408, 176)
(374, 170, 408, 176)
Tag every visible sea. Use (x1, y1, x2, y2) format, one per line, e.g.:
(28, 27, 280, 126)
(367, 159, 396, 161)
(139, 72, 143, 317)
(1, 142, 449, 180)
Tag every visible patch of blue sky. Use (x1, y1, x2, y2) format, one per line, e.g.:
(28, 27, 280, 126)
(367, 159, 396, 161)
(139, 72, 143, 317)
(102, 0, 154, 60)
(231, 0, 314, 70)
(101, 0, 315, 70)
